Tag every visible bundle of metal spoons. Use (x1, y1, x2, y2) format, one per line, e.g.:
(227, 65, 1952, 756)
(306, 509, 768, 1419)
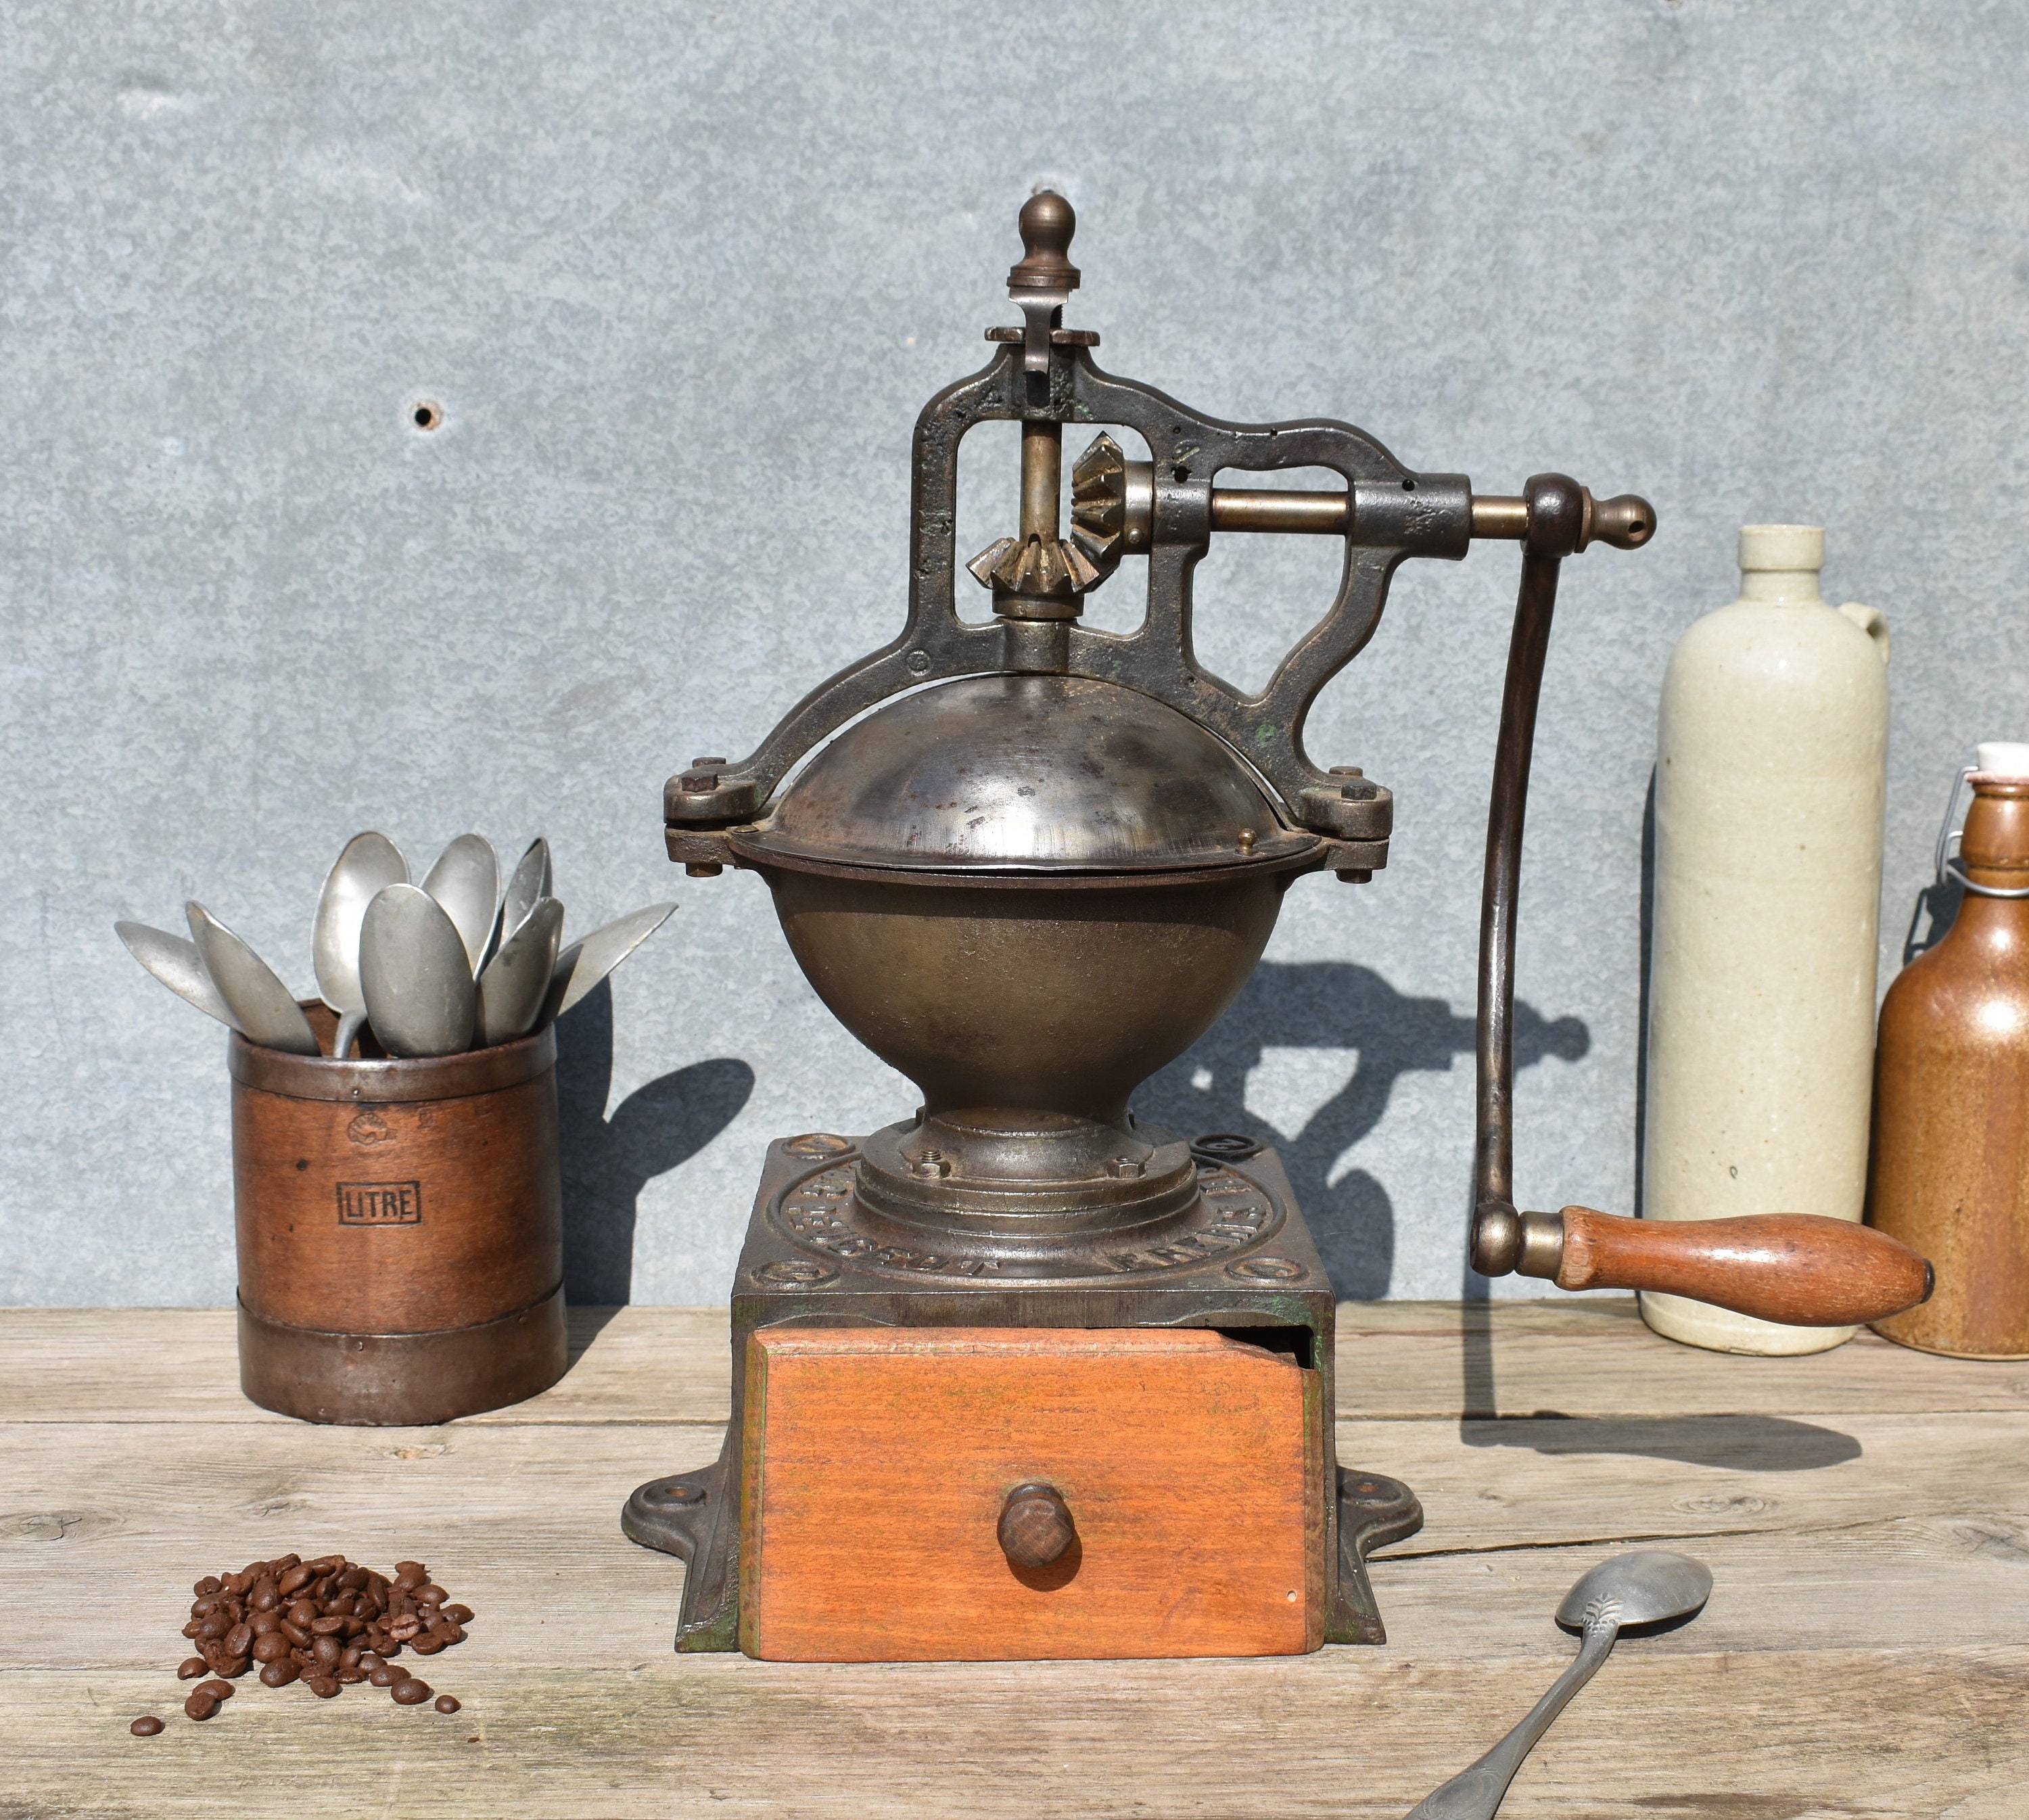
(117, 831, 674, 1059)
(1403, 1550, 1712, 1820)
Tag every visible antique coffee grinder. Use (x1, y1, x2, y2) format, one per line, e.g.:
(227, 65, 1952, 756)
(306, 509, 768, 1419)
(624, 195, 1932, 1663)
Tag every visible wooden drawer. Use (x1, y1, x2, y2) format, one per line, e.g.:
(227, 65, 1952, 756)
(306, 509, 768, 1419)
(739, 1326, 1324, 1661)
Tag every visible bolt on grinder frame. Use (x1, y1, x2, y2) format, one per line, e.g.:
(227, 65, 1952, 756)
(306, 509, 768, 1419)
(624, 193, 1932, 1663)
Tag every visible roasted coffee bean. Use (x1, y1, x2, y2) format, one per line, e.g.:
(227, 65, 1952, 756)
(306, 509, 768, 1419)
(277, 1564, 312, 1597)
(250, 1632, 290, 1663)
(250, 1612, 281, 1636)
(304, 1675, 341, 1699)
(277, 1619, 310, 1648)
(415, 1584, 447, 1606)
(271, 1554, 300, 1574)
(337, 1667, 367, 1685)
(179, 1620, 203, 1640)
(218, 1657, 250, 1679)
(340, 1643, 364, 1670)
(250, 1584, 279, 1612)
(223, 1570, 252, 1596)
(224, 1622, 252, 1658)
(197, 1614, 228, 1641)
(309, 1615, 346, 1635)
(258, 1658, 300, 1689)
(386, 1617, 422, 1641)
(287, 1599, 317, 1626)
(183, 1689, 219, 1722)
(390, 1678, 431, 1706)
(197, 1679, 234, 1702)
(337, 1566, 367, 1591)
(357, 1651, 384, 1672)
(433, 1696, 459, 1714)
(394, 1560, 425, 1581)
(312, 1635, 341, 1670)
(369, 1663, 402, 1688)
(443, 1604, 473, 1625)
(177, 1657, 208, 1680)
(130, 1715, 164, 1736)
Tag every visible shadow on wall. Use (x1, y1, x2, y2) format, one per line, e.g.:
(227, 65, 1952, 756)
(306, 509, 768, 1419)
(553, 979, 755, 1305)
(1135, 960, 1589, 1299)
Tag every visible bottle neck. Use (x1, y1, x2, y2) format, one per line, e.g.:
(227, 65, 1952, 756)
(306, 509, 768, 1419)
(1738, 567, 1823, 605)
(1951, 783, 2029, 943)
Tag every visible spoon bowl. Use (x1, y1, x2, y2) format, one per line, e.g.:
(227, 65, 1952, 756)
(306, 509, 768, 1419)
(421, 834, 500, 977)
(540, 902, 676, 1026)
(186, 903, 321, 1056)
(116, 921, 235, 1027)
(312, 832, 407, 1010)
(359, 884, 477, 1058)
(497, 837, 553, 952)
(476, 897, 565, 1047)
(1555, 1548, 1711, 1632)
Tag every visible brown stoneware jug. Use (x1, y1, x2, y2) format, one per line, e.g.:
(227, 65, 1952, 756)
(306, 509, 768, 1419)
(1870, 762, 2029, 1357)
(231, 1002, 568, 1420)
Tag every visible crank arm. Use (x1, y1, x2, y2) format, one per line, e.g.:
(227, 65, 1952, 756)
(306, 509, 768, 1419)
(1466, 475, 1935, 1326)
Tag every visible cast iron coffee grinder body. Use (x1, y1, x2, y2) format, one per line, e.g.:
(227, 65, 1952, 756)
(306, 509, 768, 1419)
(624, 197, 1930, 1662)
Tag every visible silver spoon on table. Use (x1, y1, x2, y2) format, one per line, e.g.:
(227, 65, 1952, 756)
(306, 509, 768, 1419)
(311, 832, 407, 1059)
(1405, 1549, 1711, 1820)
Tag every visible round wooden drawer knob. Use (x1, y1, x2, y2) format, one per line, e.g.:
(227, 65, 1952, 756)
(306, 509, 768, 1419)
(998, 1483, 1075, 1568)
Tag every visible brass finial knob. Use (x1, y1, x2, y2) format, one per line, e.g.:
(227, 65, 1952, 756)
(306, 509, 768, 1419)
(998, 1482, 1075, 1568)
(1010, 191, 1079, 293)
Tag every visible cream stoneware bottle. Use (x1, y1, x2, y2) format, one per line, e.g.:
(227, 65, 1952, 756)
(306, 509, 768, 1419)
(1641, 524, 1890, 1354)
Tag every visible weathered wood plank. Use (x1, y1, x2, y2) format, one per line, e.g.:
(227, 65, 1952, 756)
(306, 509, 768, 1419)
(0, 1306, 732, 1425)
(3, 1650, 2022, 1819)
(3, 1305, 2022, 1818)
(5, 1303, 2026, 1425)
(1337, 1301, 2029, 1419)
(4, 1415, 2025, 1663)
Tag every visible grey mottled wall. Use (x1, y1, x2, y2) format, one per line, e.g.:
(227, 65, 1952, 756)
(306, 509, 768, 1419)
(4, 2, 2025, 1305)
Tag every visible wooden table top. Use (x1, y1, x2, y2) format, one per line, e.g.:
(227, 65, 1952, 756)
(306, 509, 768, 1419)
(2, 1299, 2024, 1819)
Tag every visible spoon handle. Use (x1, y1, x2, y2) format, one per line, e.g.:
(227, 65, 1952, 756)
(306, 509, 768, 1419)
(332, 1008, 368, 1061)
(1403, 1615, 1619, 1820)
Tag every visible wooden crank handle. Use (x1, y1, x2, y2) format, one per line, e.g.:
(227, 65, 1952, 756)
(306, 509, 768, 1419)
(1537, 1207, 1934, 1326)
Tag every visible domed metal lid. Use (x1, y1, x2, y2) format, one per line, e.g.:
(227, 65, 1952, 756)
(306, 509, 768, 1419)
(734, 674, 1316, 876)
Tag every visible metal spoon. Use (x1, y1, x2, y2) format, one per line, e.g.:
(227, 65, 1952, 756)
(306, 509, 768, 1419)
(184, 903, 321, 1056)
(538, 902, 677, 1027)
(115, 921, 234, 1027)
(358, 884, 476, 1057)
(311, 832, 407, 1060)
(1404, 1550, 1712, 1820)
(421, 834, 499, 977)
(475, 897, 564, 1047)
(496, 836, 552, 951)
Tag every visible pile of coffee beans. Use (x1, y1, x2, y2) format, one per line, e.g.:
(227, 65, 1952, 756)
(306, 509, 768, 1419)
(129, 1553, 473, 1733)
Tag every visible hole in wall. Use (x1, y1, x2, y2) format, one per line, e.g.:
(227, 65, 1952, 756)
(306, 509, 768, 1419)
(411, 401, 443, 432)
